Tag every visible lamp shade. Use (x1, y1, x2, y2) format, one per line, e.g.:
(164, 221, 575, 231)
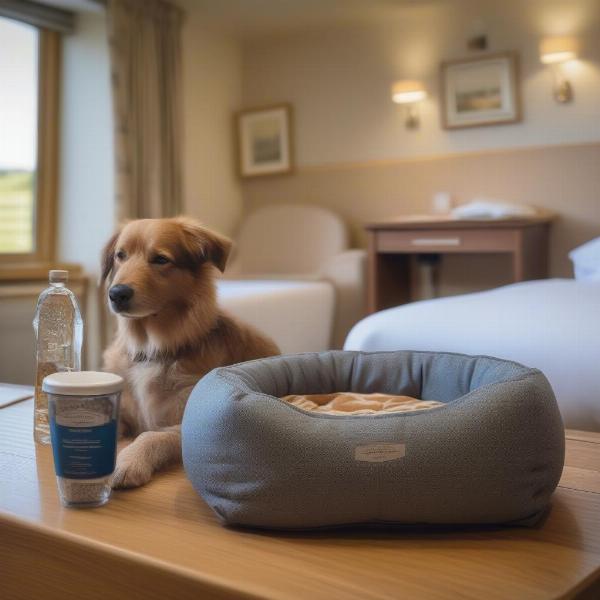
(540, 37, 578, 64)
(391, 80, 427, 104)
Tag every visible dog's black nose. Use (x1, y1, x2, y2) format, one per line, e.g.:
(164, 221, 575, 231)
(109, 284, 134, 309)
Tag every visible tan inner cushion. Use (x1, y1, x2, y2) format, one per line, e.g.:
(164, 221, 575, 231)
(281, 392, 444, 416)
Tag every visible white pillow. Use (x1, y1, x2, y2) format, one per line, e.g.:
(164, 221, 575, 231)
(451, 200, 538, 220)
(569, 237, 600, 281)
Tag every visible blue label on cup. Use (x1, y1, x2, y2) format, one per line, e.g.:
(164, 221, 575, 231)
(50, 420, 117, 479)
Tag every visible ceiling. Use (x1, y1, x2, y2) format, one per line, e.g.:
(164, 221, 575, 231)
(38, 0, 444, 38)
(179, 0, 438, 38)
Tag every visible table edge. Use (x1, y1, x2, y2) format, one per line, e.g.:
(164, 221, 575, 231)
(365, 217, 554, 231)
(0, 509, 263, 600)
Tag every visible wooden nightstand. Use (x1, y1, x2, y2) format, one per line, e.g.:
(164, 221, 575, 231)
(365, 215, 553, 313)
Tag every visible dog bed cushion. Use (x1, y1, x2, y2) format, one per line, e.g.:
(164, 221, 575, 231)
(282, 392, 444, 415)
(182, 350, 565, 530)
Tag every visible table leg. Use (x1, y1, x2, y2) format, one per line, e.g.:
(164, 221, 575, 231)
(512, 225, 550, 282)
(368, 252, 412, 313)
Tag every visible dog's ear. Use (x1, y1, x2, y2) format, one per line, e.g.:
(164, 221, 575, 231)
(205, 230, 233, 272)
(100, 230, 120, 284)
(178, 219, 232, 273)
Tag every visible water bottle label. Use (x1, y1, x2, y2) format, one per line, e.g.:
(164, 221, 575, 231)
(50, 409, 117, 479)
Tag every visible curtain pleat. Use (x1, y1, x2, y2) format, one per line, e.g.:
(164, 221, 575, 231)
(107, 0, 184, 221)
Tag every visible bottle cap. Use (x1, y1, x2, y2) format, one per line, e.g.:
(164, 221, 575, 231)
(42, 371, 124, 396)
(49, 270, 68, 284)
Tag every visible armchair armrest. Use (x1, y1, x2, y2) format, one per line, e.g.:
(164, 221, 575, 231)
(318, 249, 366, 284)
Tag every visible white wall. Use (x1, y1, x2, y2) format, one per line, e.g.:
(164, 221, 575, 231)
(59, 10, 115, 370)
(241, 0, 600, 167)
(181, 12, 243, 237)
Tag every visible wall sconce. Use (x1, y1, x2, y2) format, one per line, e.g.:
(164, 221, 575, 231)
(391, 80, 427, 128)
(539, 37, 578, 103)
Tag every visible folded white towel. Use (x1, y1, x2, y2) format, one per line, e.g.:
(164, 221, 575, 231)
(569, 237, 600, 281)
(451, 200, 538, 220)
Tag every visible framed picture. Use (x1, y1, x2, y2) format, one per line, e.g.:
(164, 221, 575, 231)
(441, 52, 520, 129)
(236, 104, 293, 177)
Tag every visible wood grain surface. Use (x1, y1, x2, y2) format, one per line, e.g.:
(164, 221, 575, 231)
(1, 398, 599, 600)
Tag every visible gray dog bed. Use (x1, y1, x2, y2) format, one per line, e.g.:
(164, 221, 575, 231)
(182, 351, 565, 530)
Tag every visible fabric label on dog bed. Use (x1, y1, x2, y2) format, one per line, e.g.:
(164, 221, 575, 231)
(354, 443, 406, 462)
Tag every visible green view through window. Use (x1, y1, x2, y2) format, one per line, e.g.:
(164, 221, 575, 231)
(0, 16, 38, 254)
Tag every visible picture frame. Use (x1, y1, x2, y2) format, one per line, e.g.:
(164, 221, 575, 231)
(440, 52, 520, 129)
(235, 104, 293, 178)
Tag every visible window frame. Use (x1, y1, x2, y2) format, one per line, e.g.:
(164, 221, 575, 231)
(0, 27, 60, 271)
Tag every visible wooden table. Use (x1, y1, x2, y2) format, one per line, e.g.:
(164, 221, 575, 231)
(365, 215, 553, 313)
(1, 397, 600, 600)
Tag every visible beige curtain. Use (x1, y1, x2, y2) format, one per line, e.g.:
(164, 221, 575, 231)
(107, 0, 184, 220)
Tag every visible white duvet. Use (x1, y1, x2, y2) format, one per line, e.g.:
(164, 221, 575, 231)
(345, 279, 600, 431)
(218, 280, 335, 355)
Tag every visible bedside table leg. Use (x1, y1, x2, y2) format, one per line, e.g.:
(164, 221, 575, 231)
(368, 253, 412, 313)
(513, 225, 550, 282)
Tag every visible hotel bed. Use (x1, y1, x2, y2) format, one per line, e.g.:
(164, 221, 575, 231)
(218, 279, 335, 354)
(345, 279, 600, 431)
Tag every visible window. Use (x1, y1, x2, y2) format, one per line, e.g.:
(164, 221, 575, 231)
(0, 16, 59, 269)
(0, 17, 38, 254)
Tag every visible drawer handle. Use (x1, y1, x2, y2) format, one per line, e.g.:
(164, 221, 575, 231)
(411, 237, 461, 246)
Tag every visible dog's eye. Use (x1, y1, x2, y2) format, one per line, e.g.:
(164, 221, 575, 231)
(115, 250, 126, 261)
(151, 254, 170, 265)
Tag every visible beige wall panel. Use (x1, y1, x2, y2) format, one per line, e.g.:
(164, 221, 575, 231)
(243, 143, 600, 293)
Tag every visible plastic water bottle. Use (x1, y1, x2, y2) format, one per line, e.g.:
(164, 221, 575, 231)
(33, 270, 83, 444)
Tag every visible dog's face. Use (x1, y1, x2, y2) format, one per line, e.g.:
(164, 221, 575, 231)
(101, 218, 232, 319)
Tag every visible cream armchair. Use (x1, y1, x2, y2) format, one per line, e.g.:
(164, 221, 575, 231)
(225, 204, 366, 348)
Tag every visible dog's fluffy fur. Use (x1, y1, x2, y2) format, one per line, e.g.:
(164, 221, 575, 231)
(102, 217, 279, 488)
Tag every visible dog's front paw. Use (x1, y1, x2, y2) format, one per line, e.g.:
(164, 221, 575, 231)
(111, 443, 153, 489)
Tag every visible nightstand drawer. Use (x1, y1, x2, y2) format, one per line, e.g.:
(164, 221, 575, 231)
(375, 228, 518, 253)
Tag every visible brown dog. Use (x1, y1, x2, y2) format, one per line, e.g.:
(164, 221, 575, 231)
(101, 217, 279, 488)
